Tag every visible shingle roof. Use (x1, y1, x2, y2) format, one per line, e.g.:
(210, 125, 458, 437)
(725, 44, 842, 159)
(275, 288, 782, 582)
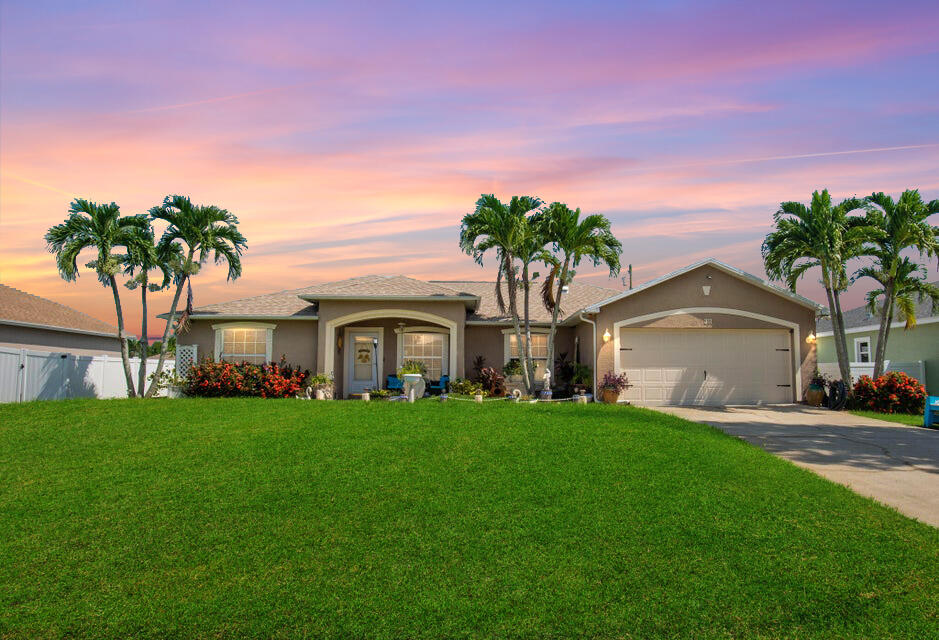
(182, 275, 618, 322)
(296, 275, 476, 299)
(817, 282, 939, 332)
(0, 283, 118, 336)
(431, 280, 619, 323)
(181, 288, 319, 318)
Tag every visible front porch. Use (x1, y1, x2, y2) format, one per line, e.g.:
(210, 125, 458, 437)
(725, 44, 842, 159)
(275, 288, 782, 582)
(322, 310, 460, 398)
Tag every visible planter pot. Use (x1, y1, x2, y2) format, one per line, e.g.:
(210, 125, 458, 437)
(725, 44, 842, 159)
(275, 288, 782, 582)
(806, 385, 825, 407)
(166, 385, 184, 399)
(600, 388, 620, 404)
(315, 388, 326, 400)
(361, 391, 370, 402)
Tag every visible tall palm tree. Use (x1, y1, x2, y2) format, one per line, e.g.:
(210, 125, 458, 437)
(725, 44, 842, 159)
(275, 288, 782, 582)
(45, 199, 152, 396)
(513, 217, 552, 391)
(538, 203, 622, 387)
(460, 194, 542, 394)
(121, 224, 177, 395)
(762, 190, 869, 385)
(859, 190, 939, 378)
(146, 195, 247, 397)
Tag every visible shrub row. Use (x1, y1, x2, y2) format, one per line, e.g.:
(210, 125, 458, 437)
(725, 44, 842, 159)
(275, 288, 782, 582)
(187, 360, 309, 398)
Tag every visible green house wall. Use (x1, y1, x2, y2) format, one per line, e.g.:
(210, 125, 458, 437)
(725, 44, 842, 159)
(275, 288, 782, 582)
(817, 321, 939, 395)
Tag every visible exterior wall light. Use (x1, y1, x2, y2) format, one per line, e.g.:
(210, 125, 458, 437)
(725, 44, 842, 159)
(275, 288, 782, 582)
(602, 329, 612, 342)
(805, 333, 816, 344)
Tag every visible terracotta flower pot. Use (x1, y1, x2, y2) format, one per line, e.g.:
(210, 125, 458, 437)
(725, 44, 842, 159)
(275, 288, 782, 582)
(601, 388, 620, 404)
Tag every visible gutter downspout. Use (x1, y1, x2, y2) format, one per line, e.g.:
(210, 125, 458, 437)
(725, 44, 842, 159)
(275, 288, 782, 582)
(579, 312, 598, 402)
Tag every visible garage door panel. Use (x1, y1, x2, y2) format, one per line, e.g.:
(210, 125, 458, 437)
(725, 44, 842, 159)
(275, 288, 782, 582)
(618, 328, 792, 406)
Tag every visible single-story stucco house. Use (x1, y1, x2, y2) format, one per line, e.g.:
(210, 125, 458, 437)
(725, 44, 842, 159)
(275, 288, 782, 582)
(174, 258, 819, 405)
(0, 283, 122, 355)
(816, 288, 938, 395)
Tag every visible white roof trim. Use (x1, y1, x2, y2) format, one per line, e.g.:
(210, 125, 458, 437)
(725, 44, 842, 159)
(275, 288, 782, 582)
(815, 315, 939, 337)
(299, 294, 478, 302)
(0, 318, 121, 339)
(584, 258, 824, 312)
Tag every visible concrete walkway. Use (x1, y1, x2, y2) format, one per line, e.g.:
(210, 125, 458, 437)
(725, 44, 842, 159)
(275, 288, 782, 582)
(659, 405, 939, 528)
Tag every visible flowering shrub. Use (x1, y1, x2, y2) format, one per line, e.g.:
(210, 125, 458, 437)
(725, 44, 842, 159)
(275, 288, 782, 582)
(478, 367, 506, 397)
(600, 372, 629, 393)
(186, 360, 309, 398)
(852, 372, 926, 414)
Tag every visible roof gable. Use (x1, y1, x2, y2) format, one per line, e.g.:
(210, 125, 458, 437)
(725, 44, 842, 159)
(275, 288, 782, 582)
(585, 259, 823, 312)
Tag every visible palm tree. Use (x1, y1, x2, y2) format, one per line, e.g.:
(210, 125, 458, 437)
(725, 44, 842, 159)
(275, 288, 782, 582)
(121, 224, 177, 395)
(460, 194, 543, 394)
(45, 199, 152, 396)
(762, 190, 869, 385)
(858, 190, 939, 378)
(513, 218, 552, 391)
(538, 203, 622, 387)
(146, 195, 247, 397)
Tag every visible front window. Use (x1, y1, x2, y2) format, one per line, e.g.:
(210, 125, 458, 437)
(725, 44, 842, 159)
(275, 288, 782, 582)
(507, 333, 549, 377)
(402, 332, 447, 380)
(855, 338, 871, 363)
(219, 327, 270, 364)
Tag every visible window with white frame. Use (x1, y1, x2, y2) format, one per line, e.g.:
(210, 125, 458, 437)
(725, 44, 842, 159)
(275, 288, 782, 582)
(505, 331, 549, 377)
(855, 337, 871, 363)
(214, 324, 274, 364)
(401, 331, 448, 380)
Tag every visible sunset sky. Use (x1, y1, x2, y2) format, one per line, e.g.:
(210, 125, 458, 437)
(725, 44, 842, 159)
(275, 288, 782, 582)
(2, 0, 938, 336)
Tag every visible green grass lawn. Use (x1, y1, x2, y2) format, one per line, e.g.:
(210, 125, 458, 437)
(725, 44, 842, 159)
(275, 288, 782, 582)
(2, 399, 937, 639)
(849, 410, 927, 428)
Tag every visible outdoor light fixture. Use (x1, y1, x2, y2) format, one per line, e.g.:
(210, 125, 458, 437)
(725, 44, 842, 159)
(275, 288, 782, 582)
(805, 333, 817, 344)
(337, 335, 343, 351)
(602, 329, 611, 342)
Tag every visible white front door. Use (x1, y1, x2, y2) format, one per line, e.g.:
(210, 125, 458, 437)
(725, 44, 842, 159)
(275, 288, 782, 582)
(619, 328, 793, 406)
(345, 329, 381, 396)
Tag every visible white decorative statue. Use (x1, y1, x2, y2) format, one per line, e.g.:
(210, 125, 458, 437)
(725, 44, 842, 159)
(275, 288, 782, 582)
(542, 368, 551, 390)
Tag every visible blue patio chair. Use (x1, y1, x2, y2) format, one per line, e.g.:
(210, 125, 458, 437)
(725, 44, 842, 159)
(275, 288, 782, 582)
(427, 375, 449, 395)
(386, 374, 404, 391)
(925, 396, 939, 428)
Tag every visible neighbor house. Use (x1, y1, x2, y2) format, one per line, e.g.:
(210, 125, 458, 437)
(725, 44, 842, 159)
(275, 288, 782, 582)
(816, 289, 938, 394)
(173, 259, 819, 405)
(0, 283, 121, 355)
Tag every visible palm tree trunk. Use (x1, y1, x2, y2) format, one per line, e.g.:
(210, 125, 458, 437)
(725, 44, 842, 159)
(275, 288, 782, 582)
(522, 263, 537, 395)
(872, 280, 893, 379)
(138, 281, 149, 395)
(145, 250, 193, 397)
(832, 287, 852, 382)
(822, 281, 851, 385)
(109, 276, 137, 397)
(545, 258, 570, 393)
(505, 258, 531, 395)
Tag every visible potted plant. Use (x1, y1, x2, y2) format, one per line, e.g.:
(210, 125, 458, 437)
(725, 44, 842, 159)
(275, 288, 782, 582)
(398, 360, 427, 400)
(502, 358, 524, 393)
(148, 368, 187, 398)
(806, 370, 828, 407)
(599, 372, 629, 404)
(571, 364, 592, 396)
(308, 373, 334, 400)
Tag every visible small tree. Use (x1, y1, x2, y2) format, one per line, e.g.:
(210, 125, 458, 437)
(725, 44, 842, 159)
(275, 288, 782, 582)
(146, 195, 247, 397)
(45, 199, 152, 396)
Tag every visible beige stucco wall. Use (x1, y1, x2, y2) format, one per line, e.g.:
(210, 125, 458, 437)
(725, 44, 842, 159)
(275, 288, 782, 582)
(316, 299, 468, 381)
(0, 324, 121, 355)
(590, 264, 817, 400)
(463, 324, 577, 376)
(177, 319, 318, 372)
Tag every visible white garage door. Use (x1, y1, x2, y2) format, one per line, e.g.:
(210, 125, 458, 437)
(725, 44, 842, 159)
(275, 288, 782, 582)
(619, 329, 793, 406)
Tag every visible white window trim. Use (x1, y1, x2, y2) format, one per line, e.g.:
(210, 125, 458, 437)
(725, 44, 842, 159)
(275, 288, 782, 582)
(502, 328, 550, 368)
(854, 337, 872, 364)
(212, 322, 276, 363)
(396, 326, 449, 379)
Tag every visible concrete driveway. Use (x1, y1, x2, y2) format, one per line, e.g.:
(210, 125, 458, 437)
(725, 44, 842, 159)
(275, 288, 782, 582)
(658, 405, 939, 528)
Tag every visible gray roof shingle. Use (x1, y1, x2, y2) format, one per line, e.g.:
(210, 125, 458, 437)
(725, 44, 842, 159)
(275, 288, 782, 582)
(432, 280, 619, 323)
(0, 283, 118, 335)
(817, 282, 938, 332)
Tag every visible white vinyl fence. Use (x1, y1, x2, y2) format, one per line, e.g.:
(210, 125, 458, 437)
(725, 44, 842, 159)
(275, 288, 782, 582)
(817, 360, 925, 385)
(0, 346, 175, 403)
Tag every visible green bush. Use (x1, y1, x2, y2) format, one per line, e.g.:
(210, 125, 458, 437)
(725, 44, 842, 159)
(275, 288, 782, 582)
(449, 378, 484, 396)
